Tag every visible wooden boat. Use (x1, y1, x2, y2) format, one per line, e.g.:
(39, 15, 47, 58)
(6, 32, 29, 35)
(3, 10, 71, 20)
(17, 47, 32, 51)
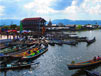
(11, 44, 48, 61)
(77, 39, 87, 42)
(67, 57, 101, 70)
(0, 62, 31, 71)
(0, 54, 22, 62)
(48, 40, 55, 46)
(78, 37, 87, 39)
(0, 39, 12, 44)
(77, 37, 88, 42)
(57, 43, 62, 46)
(0, 45, 28, 54)
(0, 44, 8, 50)
(63, 40, 78, 45)
(21, 47, 48, 61)
(21, 46, 48, 61)
(54, 40, 63, 46)
(87, 37, 96, 45)
(49, 43, 55, 46)
(68, 35, 78, 39)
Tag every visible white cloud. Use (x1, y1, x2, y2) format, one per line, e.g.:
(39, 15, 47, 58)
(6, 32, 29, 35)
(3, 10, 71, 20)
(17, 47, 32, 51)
(95, 0, 101, 2)
(1, 0, 101, 20)
(24, 0, 58, 14)
(62, 0, 101, 20)
(0, 5, 5, 16)
(81, 0, 101, 15)
(64, 0, 79, 14)
(62, 0, 81, 20)
(87, 5, 101, 15)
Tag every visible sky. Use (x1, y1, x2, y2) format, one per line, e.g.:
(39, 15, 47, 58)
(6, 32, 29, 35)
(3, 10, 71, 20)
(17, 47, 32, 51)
(0, 0, 101, 20)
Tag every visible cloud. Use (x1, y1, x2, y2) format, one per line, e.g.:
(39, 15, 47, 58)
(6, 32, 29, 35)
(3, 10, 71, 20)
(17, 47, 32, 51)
(51, 0, 72, 10)
(81, 0, 101, 15)
(0, 0, 101, 20)
(62, 0, 81, 20)
(61, 0, 101, 20)
(24, 0, 58, 14)
(0, 5, 5, 16)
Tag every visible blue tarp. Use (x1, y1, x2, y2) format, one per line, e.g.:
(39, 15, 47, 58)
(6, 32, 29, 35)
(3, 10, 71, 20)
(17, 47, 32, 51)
(0, 53, 4, 56)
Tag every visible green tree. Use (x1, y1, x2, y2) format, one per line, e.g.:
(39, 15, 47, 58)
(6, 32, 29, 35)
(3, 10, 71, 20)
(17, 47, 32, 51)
(76, 25, 82, 30)
(10, 24, 17, 30)
(2, 26, 10, 30)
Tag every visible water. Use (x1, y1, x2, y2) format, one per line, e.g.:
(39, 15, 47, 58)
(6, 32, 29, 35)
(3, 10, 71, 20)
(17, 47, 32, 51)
(0, 30, 101, 76)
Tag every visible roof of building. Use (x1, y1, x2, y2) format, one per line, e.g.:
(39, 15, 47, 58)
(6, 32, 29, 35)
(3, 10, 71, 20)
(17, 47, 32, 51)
(21, 17, 46, 22)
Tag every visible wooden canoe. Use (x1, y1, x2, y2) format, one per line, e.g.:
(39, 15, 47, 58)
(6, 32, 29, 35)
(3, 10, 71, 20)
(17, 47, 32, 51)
(21, 46, 48, 61)
(87, 37, 96, 44)
(67, 57, 101, 70)
(0, 63, 31, 71)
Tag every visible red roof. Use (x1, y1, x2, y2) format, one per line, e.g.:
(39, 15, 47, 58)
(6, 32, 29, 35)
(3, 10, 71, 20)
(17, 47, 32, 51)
(21, 17, 46, 22)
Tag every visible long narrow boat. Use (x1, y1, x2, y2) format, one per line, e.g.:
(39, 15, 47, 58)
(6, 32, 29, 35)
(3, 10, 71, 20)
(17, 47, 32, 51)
(67, 57, 101, 70)
(63, 40, 78, 45)
(0, 45, 28, 54)
(11, 44, 48, 61)
(87, 37, 96, 45)
(0, 44, 8, 50)
(48, 40, 55, 46)
(0, 54, 22, 63)
(21, 46, 48, 61)
(0, 39, 12, 44)
(0, 62, 31, 71)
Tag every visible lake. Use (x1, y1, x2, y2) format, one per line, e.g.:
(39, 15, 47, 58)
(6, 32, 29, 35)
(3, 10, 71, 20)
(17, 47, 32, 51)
(0, 30, 101, 76)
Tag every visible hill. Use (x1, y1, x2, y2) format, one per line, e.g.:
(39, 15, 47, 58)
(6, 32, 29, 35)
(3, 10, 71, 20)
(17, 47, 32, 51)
(52, 19, 101, 25)
(0, 19, 101, 26)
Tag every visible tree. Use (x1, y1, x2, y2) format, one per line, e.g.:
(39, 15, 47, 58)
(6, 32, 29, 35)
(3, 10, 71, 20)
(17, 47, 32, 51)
(76, 25, 82, 30)
(1, 26, 10, 32)
(10, 24, 17, 30)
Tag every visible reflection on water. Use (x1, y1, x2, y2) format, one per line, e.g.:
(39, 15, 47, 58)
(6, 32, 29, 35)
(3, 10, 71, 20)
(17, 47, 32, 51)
(0, 30, 101, 76)
(72, 64, 101, 76)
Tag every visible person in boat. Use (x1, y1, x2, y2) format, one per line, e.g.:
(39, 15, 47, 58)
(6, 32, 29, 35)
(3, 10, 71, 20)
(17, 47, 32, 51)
(97, 56, 100, 60)
(93, 56, 96, 61)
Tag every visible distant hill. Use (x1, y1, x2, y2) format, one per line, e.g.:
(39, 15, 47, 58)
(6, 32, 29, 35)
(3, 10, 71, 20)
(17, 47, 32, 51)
(52, 19, 101, 25)
(0, 19, 101, 26)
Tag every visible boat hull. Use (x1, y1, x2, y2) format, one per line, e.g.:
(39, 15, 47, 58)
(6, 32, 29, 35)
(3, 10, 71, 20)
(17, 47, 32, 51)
(0, 64, 31, 71)
(87, 37, 96, 45)
(21, 48, 48, 61)
(67, 59, 101, 70)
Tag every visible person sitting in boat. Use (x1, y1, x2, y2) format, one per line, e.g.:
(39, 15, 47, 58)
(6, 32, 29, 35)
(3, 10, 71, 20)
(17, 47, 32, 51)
(97, 56, 100, 60)
(93, 56, 96, 61)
